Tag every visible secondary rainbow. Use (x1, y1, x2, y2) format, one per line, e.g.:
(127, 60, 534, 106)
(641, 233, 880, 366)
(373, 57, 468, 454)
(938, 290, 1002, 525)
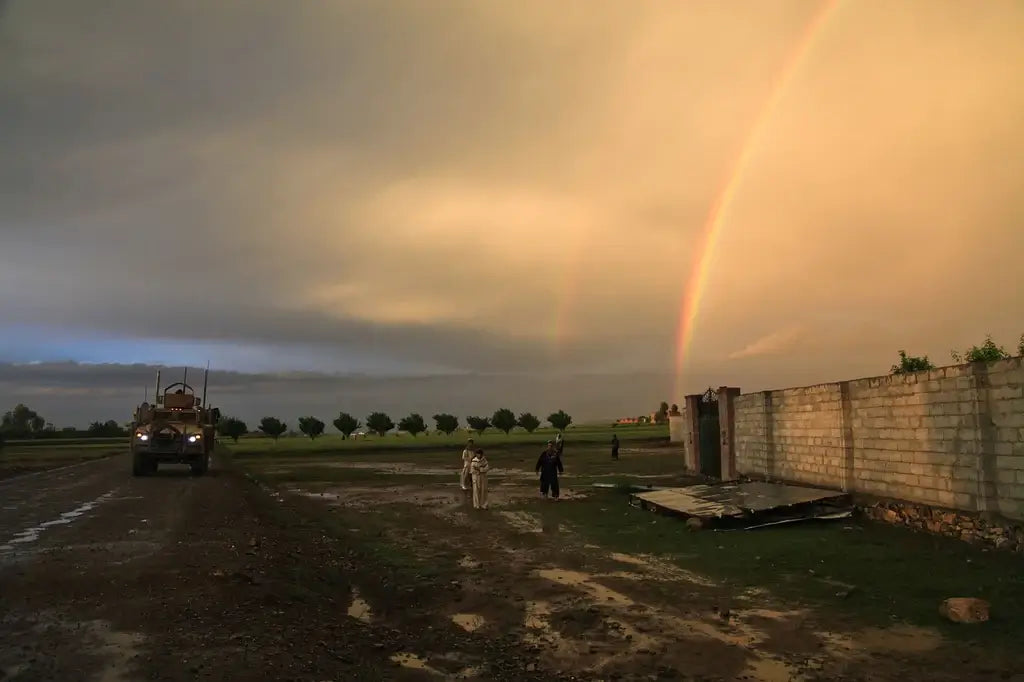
(672, 0, 843, 399)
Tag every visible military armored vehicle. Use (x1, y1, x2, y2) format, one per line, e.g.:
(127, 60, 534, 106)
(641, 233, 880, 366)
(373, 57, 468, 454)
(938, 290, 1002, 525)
(130, 368, 220, 477)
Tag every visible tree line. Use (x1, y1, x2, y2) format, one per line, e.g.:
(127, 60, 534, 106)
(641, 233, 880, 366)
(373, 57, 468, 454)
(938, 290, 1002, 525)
(0, 403, 129, 446)
(214, 408, 576, 443)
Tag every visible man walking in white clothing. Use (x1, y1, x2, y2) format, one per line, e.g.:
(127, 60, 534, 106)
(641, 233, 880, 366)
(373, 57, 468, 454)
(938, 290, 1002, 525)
(460, 438, 475, 491)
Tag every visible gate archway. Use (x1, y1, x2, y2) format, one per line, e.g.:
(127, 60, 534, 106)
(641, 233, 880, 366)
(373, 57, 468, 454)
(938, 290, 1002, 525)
(697, 387, 721, 477)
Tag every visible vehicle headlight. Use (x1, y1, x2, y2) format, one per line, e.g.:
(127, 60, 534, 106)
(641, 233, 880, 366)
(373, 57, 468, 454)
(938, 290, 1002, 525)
(188, 434, 200, 443)
(136, 433, 149, 441)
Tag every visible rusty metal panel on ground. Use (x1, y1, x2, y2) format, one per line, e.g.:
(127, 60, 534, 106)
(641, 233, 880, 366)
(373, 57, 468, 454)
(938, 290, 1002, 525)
(631, 481, 851, 525)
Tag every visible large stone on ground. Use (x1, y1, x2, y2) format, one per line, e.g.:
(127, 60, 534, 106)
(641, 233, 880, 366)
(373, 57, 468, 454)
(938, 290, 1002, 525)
(938, 597, 990, 624)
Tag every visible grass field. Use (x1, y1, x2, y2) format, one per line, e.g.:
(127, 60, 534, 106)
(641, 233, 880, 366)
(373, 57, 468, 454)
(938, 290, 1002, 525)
(0, 441, 123, 480)
(231, 434, 1024, 678)
(228, 422, 668, 456)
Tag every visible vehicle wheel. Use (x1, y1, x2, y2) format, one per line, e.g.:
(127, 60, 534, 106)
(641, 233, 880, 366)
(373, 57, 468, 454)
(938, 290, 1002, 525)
(190, 455, 209, 476)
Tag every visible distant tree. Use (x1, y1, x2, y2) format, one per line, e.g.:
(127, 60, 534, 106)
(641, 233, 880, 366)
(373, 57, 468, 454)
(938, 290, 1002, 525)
(398, 413, 427, 437)
(366, 412, 395, 437)
(654, 401, 669, 423)
(516, 412, 541, 433)
(258, 417, 287, 441)
(1, 403, 46, 438)
(669, 403, 680, 415)
(952, 335, 1012, 364)
(891, 349, 936, 375)
(547, 410, 572, 432)
(216, 417, 248, 443)
(433, 413, 459, 435)
(298, 416, 326, 440)
(491, 408, 517, 435)
(1019, 333, 1024, 357)
(332, 412, 361, 439)
(466, 416, 491, 434)
(85, 419, 125, 437)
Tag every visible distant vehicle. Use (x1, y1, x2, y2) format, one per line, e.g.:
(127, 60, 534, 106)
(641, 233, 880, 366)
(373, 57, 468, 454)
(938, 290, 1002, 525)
(130, 368, 220, 477)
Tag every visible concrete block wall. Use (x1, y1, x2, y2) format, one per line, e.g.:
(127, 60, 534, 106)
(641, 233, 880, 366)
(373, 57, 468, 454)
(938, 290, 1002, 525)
(733, 357, 1024, 520)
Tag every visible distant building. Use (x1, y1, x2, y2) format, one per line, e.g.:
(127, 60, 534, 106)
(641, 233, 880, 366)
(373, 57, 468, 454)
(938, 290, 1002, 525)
(615, 416, 654, 425)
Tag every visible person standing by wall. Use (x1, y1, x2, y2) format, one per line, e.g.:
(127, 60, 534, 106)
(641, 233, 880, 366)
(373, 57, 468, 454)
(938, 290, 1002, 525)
(470, 448, 490, 509)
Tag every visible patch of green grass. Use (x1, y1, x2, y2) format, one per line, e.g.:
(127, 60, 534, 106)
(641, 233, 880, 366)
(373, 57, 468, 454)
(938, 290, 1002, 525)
(228, 442, 688, 486)
(251, 466, 448, 486)
(3, 437, 125, 449)
(528, 492, 1024, 646)
(228, 422, 667, 456)
(0, 445, 121, 478)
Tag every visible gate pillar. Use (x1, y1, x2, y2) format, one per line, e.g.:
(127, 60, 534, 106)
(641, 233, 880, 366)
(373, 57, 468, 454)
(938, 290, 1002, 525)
(717, 386, 741, 481)
(682, 394, 702, 472)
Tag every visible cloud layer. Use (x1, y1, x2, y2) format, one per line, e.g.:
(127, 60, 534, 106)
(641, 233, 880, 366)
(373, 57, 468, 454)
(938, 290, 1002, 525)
(2, 1, 1023, 422)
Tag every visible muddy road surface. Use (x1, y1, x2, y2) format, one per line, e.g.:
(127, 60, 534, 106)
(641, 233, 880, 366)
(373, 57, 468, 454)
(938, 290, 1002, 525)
(0, 454, 512, 682)
(2, 454, 1020, 682)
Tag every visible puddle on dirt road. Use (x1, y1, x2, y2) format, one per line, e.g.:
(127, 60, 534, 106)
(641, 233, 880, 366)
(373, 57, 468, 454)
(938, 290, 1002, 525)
(529, 565, 816, 680)
(744, 657, 797, 682)
(500, 510, 571, 534)
(0, 490, 119, 551)
(390, 652, 442, 675)
(347, 587, 372, 623)
(607, 551, 716, 587)
(536, 568, 635, 607)
(451, 613, 485, 632)
(291, 482, 586, 514)
(0, 540, 164, 567)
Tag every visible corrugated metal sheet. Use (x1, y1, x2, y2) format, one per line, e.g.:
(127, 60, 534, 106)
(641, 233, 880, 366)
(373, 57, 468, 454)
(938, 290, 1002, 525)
(633, 481, 849, 520)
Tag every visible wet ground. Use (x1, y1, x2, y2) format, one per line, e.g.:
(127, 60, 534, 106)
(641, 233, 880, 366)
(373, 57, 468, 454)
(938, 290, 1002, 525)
(1, 451, 1021, 681)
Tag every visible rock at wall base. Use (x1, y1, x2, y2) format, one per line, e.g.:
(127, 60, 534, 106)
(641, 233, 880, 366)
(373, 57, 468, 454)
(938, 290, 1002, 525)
(939, 597, 990, 624)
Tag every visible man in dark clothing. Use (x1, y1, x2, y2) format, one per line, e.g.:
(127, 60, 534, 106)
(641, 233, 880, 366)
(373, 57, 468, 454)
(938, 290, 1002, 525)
(611, 434, 620, 460)
(536, 442, 564, 499)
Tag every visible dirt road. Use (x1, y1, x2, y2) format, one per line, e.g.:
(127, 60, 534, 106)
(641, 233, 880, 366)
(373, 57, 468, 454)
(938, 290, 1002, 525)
(0, 454, 524, 682)
(2, 453, 1020, 682)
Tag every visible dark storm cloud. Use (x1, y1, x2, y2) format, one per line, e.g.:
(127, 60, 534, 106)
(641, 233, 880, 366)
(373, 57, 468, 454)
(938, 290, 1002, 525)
(1, 0, 1023, 417)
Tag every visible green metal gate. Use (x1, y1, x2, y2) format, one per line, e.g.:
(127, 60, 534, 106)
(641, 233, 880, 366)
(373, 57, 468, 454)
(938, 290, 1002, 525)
(697, 387, 721, 477)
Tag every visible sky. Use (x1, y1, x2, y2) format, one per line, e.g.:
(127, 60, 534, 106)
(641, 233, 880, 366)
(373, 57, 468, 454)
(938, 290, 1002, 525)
(1, 0, 1023, 427)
